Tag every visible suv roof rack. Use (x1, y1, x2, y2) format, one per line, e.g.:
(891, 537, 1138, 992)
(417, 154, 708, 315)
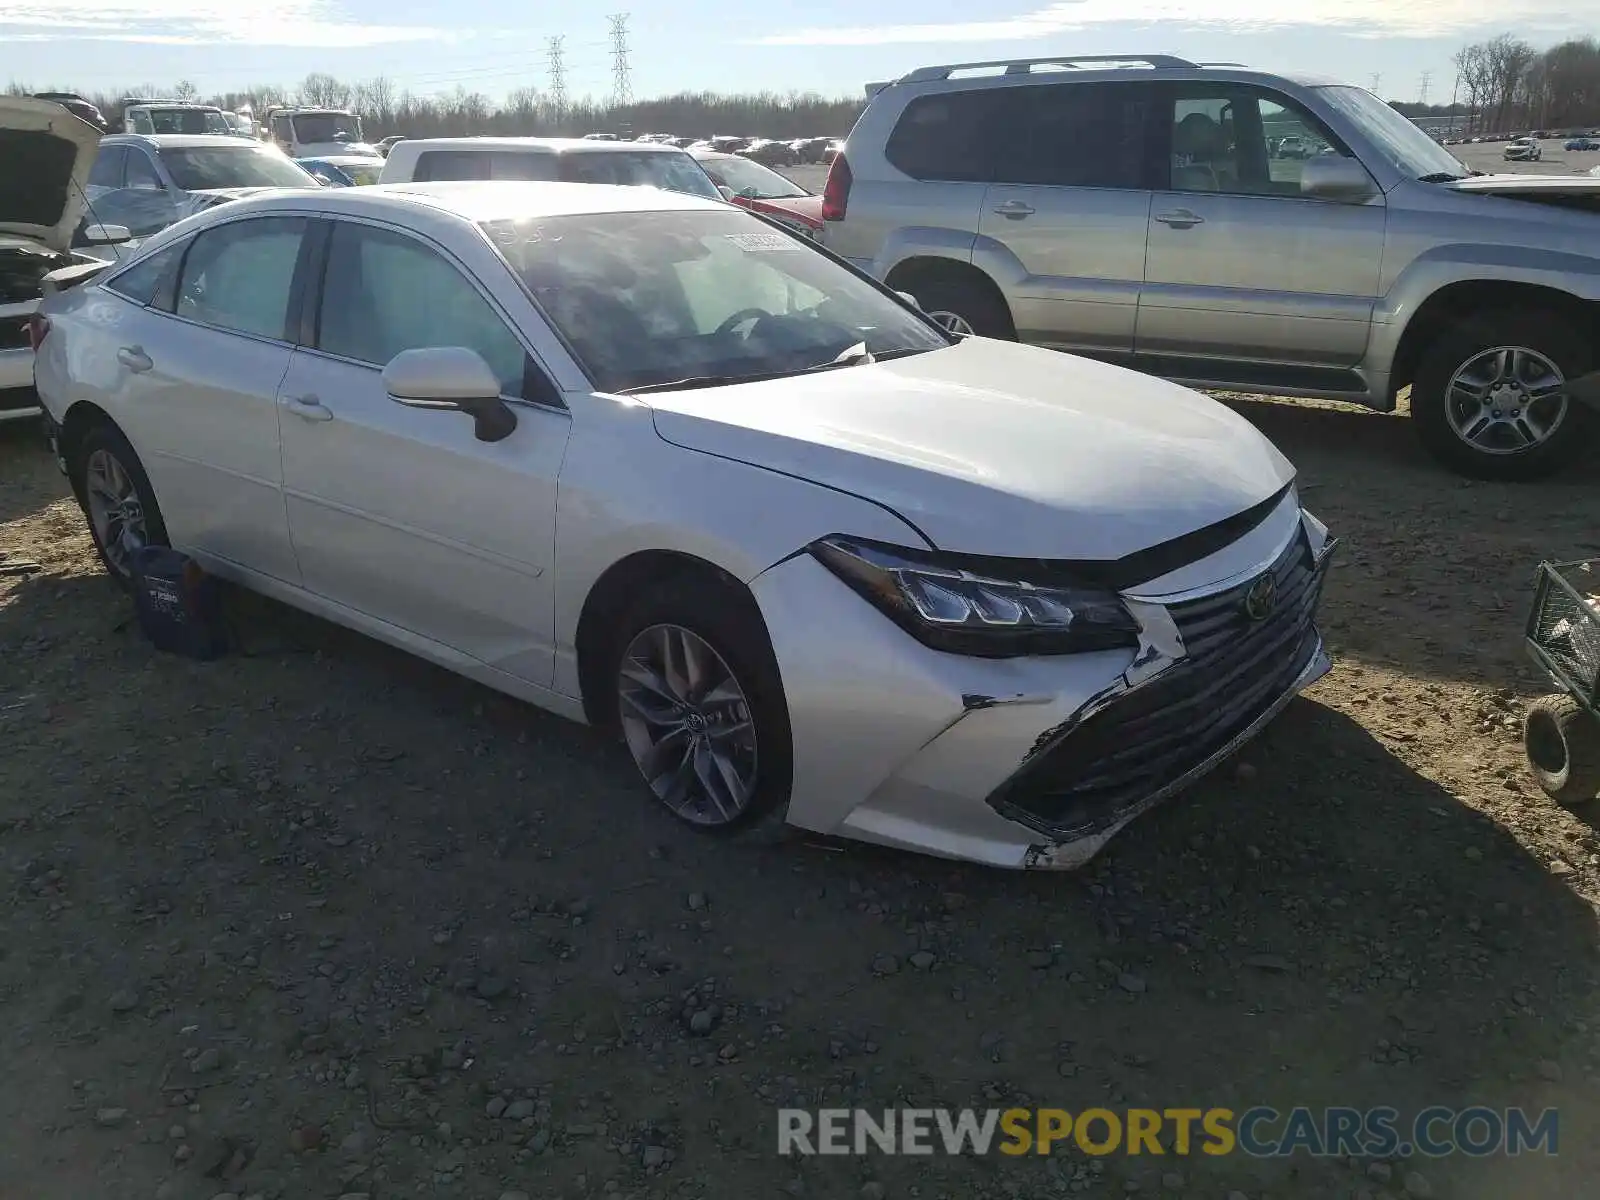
(899, 54, 1197, 83)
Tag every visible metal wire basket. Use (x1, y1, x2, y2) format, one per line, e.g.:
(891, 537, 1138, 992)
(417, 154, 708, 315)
(1526, 559, 1600, 715)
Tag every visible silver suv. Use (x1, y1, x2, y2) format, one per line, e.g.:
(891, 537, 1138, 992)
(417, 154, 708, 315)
(823, 55, 1600, 480)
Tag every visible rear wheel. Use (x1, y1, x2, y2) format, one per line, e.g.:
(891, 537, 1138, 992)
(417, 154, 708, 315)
(1410, 309, 1590, 480)
(903, 274, 1016, 340)
(72, 422, 169, 590)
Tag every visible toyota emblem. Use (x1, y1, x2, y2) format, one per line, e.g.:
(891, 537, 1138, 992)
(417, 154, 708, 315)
(1243, 572, 1277, 621)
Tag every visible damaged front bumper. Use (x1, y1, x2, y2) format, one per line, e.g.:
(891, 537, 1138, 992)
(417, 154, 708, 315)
(749, 493, 1336, 870)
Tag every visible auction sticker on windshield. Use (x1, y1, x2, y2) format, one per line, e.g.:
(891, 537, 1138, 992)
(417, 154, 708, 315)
(726, 233, 790, 252)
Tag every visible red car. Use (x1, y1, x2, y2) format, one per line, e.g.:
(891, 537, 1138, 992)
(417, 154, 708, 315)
(691, 150, 822, 239)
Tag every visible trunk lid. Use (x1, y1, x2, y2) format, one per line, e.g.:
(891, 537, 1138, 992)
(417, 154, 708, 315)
(0, 96, 101, 253)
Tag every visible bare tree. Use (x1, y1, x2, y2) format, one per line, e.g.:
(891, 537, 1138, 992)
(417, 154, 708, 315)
(299, 72, 351, 110)
(174, 79, 198, 101)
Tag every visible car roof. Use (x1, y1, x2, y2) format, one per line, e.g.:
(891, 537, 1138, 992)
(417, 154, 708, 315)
(104, 134, 260, 149)
(395, 137, 687, 156)
(210, 180, 728, 224)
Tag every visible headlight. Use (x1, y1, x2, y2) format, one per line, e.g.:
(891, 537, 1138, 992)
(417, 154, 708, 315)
(810, 536, 1140, 658)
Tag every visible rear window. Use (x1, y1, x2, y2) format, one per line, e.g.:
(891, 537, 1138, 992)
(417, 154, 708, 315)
(413, 150, 557, 182)
(556, 151, 722, 200)
(884, 90, 1011, 182)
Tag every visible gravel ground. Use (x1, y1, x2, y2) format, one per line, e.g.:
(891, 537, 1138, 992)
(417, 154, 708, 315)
(5, 255, 1600, 1200)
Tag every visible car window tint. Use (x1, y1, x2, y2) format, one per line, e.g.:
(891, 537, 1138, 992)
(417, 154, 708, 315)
(174, 217, 306, 339)
(126, 151, 162, 190)
(88, 146, 125, 189)
(993, 83, 1152, 189)
(103, 243, 183, 307)
(318, 222, 526, 398)
(489, 152, 557, 181)
(414, 150, 491, 181)
(1166, 86, 1350, 196)
(884, 90, 1009, 182)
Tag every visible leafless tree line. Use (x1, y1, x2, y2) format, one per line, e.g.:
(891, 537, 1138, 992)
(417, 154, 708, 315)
(1450, 34, 1600, 133)
(8, 73, 866, 140)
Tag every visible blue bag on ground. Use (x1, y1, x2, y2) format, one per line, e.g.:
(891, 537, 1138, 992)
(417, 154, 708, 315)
(128, 546, 230, 660)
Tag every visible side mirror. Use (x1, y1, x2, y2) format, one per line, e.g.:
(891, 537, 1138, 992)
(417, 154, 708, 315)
(716, 185, 735, 201)
(382, 347, 518, 443)
(83, 223, 132, 245)
(896, 290, 920, 309)
(1300, 155, 1378, 203)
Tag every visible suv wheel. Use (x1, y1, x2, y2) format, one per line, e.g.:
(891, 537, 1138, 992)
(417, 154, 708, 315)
(1411, 309, 1590, 481)
(906, 276, 1016, 340)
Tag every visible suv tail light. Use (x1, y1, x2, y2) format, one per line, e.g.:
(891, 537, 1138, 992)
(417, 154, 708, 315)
(26, 314, 50, 352)
(822, 153, 852, 222)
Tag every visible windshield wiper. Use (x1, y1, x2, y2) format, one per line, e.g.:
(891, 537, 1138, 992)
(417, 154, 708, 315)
(1417, 172, 1469, 183)
(829, 342, 874, 366)
(618, 371, 790, 395)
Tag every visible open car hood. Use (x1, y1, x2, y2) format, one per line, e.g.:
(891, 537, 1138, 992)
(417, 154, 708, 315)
(0, 96, 101, 253)
(1444, 173, 1600, 195)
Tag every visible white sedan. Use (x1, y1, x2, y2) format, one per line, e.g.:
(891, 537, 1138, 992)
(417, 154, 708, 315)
(33, 182, 1336, 870)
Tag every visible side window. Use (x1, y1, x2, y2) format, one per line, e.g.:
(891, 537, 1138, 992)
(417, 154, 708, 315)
(1166, 86, 1350, 197)
(126, 151, 163, 190)
(88, 146, 125, 189)
(884, 90, 1010, 182)
(174, 217, 306, 339)
(130, 111, 154, 135)
(103, 243, 185, 307)
(317, 223, 529, 399)
(271, 116, 293, 145)
(993, 83, 1153, 189)
(413, 151, 492, 182)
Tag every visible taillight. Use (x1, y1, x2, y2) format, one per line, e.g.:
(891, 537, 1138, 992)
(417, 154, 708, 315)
(26, 314, 50, 352)
(821, 153, 851, 222)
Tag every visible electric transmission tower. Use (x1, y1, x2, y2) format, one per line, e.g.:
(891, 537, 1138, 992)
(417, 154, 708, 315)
(547, 36, 567, 114)
(609, 13, 633, 107)
(1418, 71, 1431, 106)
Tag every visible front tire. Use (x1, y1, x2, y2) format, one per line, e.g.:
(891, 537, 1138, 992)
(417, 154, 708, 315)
(609, 578, 793, 832)
(1410, 309, 1590, 480)
(72, 422, 170, 591)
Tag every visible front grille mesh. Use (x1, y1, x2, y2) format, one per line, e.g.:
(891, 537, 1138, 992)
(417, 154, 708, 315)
(991, 530, 1327, 839)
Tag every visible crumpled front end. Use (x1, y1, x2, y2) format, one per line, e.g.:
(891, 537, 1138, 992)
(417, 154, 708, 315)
(750, 490, 1336, 870)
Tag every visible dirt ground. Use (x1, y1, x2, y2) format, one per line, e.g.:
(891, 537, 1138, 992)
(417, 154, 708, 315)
(3, 387, 1600, 1200)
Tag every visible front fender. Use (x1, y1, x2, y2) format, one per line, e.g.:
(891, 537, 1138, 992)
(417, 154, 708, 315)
(550, 395, 927, 698)
(1378, 242, 1600, 328)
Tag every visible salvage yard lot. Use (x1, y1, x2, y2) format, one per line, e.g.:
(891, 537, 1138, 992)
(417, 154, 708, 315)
(4, 386, 1600, 1200)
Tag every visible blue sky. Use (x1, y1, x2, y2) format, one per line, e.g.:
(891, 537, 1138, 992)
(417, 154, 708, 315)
(4, 0, 1592, 106)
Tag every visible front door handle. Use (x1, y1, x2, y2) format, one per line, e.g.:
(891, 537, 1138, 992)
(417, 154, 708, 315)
(991, 200, 1036, 219)
(1154, 209, 1205, 228)
(116, 345, 152, 373)
(281, 394, 333, 422)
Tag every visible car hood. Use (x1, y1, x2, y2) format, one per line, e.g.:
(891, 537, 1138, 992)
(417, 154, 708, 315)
(1445, 172, 1600, 194)
(0, 96, 101, 253)
(643, 338, 1296, 561)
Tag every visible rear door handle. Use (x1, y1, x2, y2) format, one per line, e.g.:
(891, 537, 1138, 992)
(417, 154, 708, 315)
(991, 200, 1036, 219)
(1154, 209, 1205, 228)
(116, 345, 152, 373)
(281, 394, 333, 422)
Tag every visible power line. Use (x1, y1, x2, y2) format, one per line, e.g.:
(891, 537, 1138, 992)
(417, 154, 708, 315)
(547, 36, 567, 113)
(1419, 71, 1431, 106)
(608, 13, 632, 108)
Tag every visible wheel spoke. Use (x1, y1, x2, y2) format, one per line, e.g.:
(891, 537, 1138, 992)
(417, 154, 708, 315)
(620, 657, 682, 707)
(1510, 417, 1539, 448)
(691, 737, 743, 822)
(706, 717, 753, 743)
(618, 684, 685, 729)
(1461, 414, 1494, 444)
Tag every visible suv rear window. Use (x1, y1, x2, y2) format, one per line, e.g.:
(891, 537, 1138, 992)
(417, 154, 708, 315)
(885, 91, 1010, 182)
(413, 150, 558, 182)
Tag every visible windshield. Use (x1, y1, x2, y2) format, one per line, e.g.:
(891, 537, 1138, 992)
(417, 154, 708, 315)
(557, 151, 722, 200)
(1315, 85, 1469, 180)
(147, 108, 229, 135)
(483, 208, 949, 393)
(159, 146, 319, 190)
(292, 112, 361, 144)
(700, 155, 807, 199)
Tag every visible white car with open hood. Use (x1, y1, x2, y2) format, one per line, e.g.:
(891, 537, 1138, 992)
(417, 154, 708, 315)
(0, 96, 133, 421)
(31, 182, 1336, 869)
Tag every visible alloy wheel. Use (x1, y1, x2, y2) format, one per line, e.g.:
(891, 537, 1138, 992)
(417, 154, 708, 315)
(84, 448, 147, 575)
(926, 310, 976, 336)
(617, 623, 759, 826)
(1444, 345, 1568, 456)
